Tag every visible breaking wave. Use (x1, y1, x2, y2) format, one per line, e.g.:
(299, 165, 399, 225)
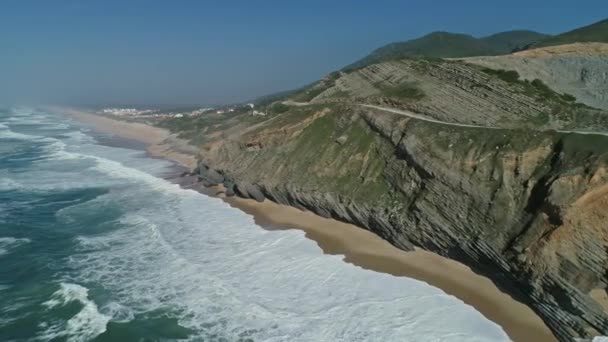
(41, 283, 110, 342)
(0, 237, 31, 257)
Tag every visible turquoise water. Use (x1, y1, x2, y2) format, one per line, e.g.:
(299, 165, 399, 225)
(0, 107, 509, 341)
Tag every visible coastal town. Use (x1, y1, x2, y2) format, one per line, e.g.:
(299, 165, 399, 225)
(98, 103, 267, 122)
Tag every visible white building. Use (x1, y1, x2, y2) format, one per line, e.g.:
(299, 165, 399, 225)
(101, 108, 155, 116)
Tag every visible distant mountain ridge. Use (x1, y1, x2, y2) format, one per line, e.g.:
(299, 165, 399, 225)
(346, 30, 549, 70)
(533, 18, 608, 48)
(347, 17, 607, 69)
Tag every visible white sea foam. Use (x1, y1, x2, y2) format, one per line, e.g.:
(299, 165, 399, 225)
(100, 302, 134, 323)
(41, 283, 110, 342)
(0, 122, 55, 142)
(68, 179, 510, 341)
(0, 129, 45, 141)
(0, 178, 22, 191)
(61, 130, 95, 143)
(0, 237, 31, 257)
(40, 123, 71, 130)
(90, 156, 182, 192)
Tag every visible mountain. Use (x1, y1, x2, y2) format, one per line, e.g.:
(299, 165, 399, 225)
(347, 32, 495, 69)
(481, 30, 550, 51)
(346, 30, 549, 70)
(534, 18, 608, 48)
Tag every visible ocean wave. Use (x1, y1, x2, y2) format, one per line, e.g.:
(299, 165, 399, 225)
(69, 189, 509, 341)
(100, 302, 134, 323)
(0, 120, 56, 142)
(89, 153, 184, 194)
(8, 107, 36, 117)
(0, 178, 22, 191)
(0, 237, 31, 257)
(42, 141, 85, 161)
(0, 129, 47, 141)
(61, 130, 96, 143)
(37, 134, 174, 190)
(43, 123, 71, 130)
(5, 107, 49, 123)
(41, 283, 110, 342)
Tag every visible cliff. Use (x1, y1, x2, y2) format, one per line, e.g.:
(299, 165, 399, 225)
(184, 102, 608, 341)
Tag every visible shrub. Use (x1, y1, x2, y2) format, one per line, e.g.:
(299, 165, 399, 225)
(481, 68, 520, 83)
(561, 93, 577, 102)
(271, 102, 290, 114)
(380, 82, 425, 100)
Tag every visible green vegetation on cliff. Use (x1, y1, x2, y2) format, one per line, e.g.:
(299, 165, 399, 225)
(377, 81, 425, 101)
(236, 104, 398, 204)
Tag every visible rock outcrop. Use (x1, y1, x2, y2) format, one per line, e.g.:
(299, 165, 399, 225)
(197, 162, 225, 186)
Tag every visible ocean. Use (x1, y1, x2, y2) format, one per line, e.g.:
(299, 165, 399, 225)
(0, 107, 510, 341)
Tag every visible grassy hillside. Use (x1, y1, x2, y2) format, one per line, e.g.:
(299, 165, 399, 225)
(346, 30, 548, 70)
(534, 18, 608, 48)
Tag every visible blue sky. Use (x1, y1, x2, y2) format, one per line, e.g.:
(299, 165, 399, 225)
(1, 0, 607, 106)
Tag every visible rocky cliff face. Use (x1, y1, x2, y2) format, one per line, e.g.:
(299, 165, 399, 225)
(190, 103, 608, 341)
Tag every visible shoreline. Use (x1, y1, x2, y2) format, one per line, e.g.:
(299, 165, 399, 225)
(57, 106, 557, 342)
(50, 106, 198, 170)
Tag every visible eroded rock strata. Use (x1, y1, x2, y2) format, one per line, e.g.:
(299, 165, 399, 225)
(188, 104, 608, 341)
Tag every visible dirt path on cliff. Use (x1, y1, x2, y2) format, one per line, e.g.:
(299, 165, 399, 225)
(361, 104, 608, 136)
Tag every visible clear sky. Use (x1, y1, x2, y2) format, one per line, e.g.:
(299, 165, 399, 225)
(1, 0, 607, 107)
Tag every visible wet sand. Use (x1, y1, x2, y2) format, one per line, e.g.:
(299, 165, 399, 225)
(58, 106, 557, 342)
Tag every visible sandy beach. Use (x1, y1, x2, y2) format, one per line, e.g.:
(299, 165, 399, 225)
(52, 107, 198, 170)
(58, 107, 557, 342)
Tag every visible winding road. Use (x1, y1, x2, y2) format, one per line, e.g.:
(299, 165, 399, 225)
(360, 104, 608, 137)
